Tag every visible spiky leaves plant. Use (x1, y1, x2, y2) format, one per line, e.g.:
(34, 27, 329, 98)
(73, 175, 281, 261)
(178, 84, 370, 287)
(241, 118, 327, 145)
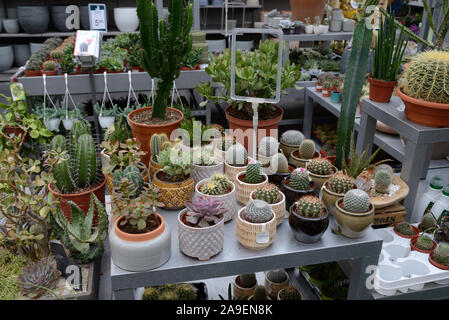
(279, 286, 302, 300)
(137, 0, 193, 119)
(17, 256, 61, 298)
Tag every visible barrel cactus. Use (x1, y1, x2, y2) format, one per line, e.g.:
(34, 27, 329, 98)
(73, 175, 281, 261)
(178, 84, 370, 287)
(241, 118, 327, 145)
(396, 221, 416, 236)
(374, 169, 392, 194)
(289, 168, 310, 191)
(226, 144, 247, 166)
(242, 200, 273, 223)
(270, 153, 289, 173)
(307, 158, 334, 175)
(267, 269, 288, 283)
(210, 173, 231, 192)
(343, 189, 370, 213)
(51, 49, 64, 60)
(279, 286, 302, 300)
(415, 235, 434, 251)
(253, 184, 281, 204)
(258, 136, 279, 157)
(433, 242, 449, 267)
(200, 180, 223, 195)
(402, 51, 449, 104)
(298, 139, 316, 159)
(150, 133, 169, 160)
(295, 195, 326, 218)
(375, 164, 394, 176)
(327, 172, 354, 194)
(246, 160, 262, 184)
(281, 130, 304, 146)
(42, 60, 56, 71)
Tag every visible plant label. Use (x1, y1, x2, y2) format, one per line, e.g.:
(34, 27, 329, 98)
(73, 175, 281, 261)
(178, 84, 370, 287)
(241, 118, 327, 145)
(88, 4, 107, 31)
(74, 30, 102, 67)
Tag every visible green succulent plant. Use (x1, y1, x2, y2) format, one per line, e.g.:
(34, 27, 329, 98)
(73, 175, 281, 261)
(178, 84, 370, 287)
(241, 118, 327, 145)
(433, 242, 449, 267)
(396, 221, 417, 236)
(253, 286, 268, 300)
(253, 184, 280, 204)
(239, 273, 256, 288)
(279, 286, 302, 300)
(17, 256, 61, 298)
(343, 189, 370, 213)
(142, 283, 197, 300)
(307, 158, 334, 175)
(246, 160, 262, 184)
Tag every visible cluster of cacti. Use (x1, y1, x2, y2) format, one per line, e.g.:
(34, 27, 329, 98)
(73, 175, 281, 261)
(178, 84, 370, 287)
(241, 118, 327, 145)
(26, 37, 63, 71)
(50, 49, 64, 60)
(239, 273, 257, 288)
(307, 158, 334, 175)
(415, 235, 435, 251)
(50, 194, 108, 264)
(420, 213, 437, 232)
(16, 257, 61, 298)
(142, 283, 197, 300)
(253, 184, 281, 204)
(403, 51, 449, 104)
(343, 189, 370, 213)
(150, 133, 170, 161)
(396, 221, 416, 236)
(225, 144, 247, 166)
(289, 168, 311, 191)
(374, 166, 393, 194)
(327, 172, 354, 194)
(267, 270, 288, 283)
(295, 195, 326, 218)
(246, 160, 263, 184)
(184, 196, 227, 227)
(279, 286, 302, 300)
(113, 165, 144, 198)
(242, 200, 274, 223)
(253, 286, 269, 300)
(298, 139, 316, 159)
(258, 136, 279, 157)
(42, 60, 56, 71)
(433, 242, 449, 267)
(51, 120, 99, 193)
(281, 130, 304, 146)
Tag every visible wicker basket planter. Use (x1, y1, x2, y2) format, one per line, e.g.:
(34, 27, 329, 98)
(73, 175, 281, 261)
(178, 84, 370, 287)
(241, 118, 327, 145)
(177, 209, 225, 261)
(224, 160, 247, 185)
(306, 164, 337, 192)
(290, 150, 321, 168)
(236, 207, 277, 250)
(149, 157, 163, 180)
(235, 172, 269, 205)
(265, 270, 289, 299)
(192, 160, 224, 184)
(152, 170, 195, 210)
(321, 181, 357, 216)
(250, 190, 286, 226)
(195, 178, 237, 222)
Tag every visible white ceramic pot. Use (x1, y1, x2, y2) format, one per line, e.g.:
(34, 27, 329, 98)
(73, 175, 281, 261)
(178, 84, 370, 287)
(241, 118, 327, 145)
(271, 17, 283, 28)
(114, 7, 139, 32)
(44, 118, 61, 131)
(3, 18, 19, 33)
(100, 149, 110, 169)
(193, 160, 224, 185)
(254, 22, 264, 28)
(99, 116, 115, 129)
(206, 39, 226, 53)
(178, 209, 224, 261)
(330, 19, 342, 32)
(305, 25, 314, 34)
(195, 178, 237, 222)
(321, 25, 329, 33)
(62, 119, 75, 131)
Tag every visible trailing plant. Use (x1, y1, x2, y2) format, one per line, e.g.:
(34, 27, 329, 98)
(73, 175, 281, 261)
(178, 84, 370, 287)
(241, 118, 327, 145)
(94, 102, 118, 117)
(183, 196, 227, 227)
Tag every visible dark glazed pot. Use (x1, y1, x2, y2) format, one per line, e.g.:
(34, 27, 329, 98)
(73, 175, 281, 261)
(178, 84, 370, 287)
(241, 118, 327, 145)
(51, 6, 78, 32)
(268, 163, 296, 187)
(17, 6, 49, 34)
(289, 203, 329, 243)
(280, 177, 315, 210)
(80, 6, 90, 30)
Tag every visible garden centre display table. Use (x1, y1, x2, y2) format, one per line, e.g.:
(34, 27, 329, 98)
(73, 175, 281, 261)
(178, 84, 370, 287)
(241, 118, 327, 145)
(106, 196, 382, 300)
(356, 97, 449, 221)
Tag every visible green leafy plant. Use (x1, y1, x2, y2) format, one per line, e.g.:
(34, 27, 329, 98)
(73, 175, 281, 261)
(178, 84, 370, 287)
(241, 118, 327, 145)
(100, 56, 124, 72)
(156, 146, 192, 182)
(101, 138, 146, 175)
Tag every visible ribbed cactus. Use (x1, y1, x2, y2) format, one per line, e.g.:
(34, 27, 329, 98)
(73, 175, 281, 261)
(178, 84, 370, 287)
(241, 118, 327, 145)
(433, 242, 449, 267)
(375, 164, 393, 176)
(267, 269, 287, 283)
(258, 137, 279, 157)
(403, 51, 449, 104)
(42, 60, 56, 71)
(150, 133, 169, 160)
(295, 195, 326, 218)
(211, 173, 230, 192)
(253, 286, 268, 300)
(415, 235, 434, 251)
(307, 158, 334, 175)
(343, 189, 370, 213)
(50, 134, 67, 152)
(70, 120, 90, 164)
(289, 168, 310, 191)
(327, 172, 353, 194)
(51, 49, 64, 60)
(374, 169, 392, 194)
(226, 144, 247, 166)
(298, 139, 316, 159)
(137, 0, 193, 119)
(200, 180, 223, 195)
(246, 160, 262, 184)
(396, 221, 416, 236)
(239, 273, 256, 288)
(75, 134, 97, 188)
(281, 130, 304, 146)
(243, 200, 273, 223)
(270, 153, 289, 173)
(113, 165, 144, 198)
(253, 184, 280, 204)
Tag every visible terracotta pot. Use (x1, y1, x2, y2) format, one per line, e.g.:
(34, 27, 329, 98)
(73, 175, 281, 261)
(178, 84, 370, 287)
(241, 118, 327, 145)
(48, 175, 106, 225)
(267, 163, 296, 187)
(250, 190, 286, 226)
(410, 236, 437, 254)
(236, 206, 277, 250)
(41, 69, 58, 76)
(5, 126, 27, 140)
(290, 0, 327, 25)
(368, 76, 397, 103)
(24, 69, 41, 77)
(265, 270, 289, 299)
(235, 172, 269, 205)
(225, 105, 283, 153)
(334, 199, 374, 238)
(393, 223, 419, 239)
(322, 89, 332, 97)
(290, 150, 321, 168)
(128, 107, 184, 166)
(280, 178, 315, 210)
(195, 178, 237, 222)
(429, 252, 449, 270)
(321, 181, 356, 216)
(289, 202, 329, 243)
(397, 86, 449, 128)
(233, 275, 257, 300)
(152, 170, 194, 210)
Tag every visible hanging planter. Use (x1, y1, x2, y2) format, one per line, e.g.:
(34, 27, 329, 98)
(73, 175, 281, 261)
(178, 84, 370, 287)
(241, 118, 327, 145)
(62, 118, 75, 131)
(99, 116, 115, 129)
(44, 118, 61, 131)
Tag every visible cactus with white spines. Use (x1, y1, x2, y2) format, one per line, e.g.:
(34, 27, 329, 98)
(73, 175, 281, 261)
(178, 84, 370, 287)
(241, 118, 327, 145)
(343, 189, 370, 213)
(298, 139, 316, 159)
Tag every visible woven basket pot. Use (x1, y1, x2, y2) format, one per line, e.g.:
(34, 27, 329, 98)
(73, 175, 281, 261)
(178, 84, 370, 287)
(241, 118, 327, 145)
(290, 150, 321, 168)
(236, 207, 277, 250)
(178, 209, 225, 261)
(195, 178, 237, 222)
(334, 198, 374, 239)
(306, 164, 337, 193)
(192, 160, 224, 185)
(321, 181, 357, 216)
(235, 172, 269, 206)
(250, 190, 286, 226)
(279, 141, 299, 161)
(152, 170, 195, 210)
(149, 157, 163, 180)
(224, 160, 247, 185)
(265, 270, 289, 299)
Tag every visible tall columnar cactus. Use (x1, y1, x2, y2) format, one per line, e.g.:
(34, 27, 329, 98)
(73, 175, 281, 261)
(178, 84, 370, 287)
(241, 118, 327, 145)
(343, 189, 370, 213)
(295, 195, 326, 218)
(270, 153, 289, 173)
(75, 134, 97, 188)
(281, 130, 304, 146)
(327, 172, 354, 194)
(253, 184, 280, 204)
(70, 120, 90, 164)
(289, 168, 310, 191)
(226, 144, 247, 166)
(137, 0, 193, 119)
(258, 137, 279, 157)
(298, 139, 316, 159)
(246, 160, 262, 184)
(150, 133, 169, 160)
(374, 169, 392, 194)
(307, 158, 334, 175)
(243, 200, 273, 223)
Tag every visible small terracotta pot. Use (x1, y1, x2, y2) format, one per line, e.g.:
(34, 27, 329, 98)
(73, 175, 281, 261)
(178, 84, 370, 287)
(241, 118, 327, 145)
(250, 190, 286, 225)
(290, 150, 321, 168)
(429, 252, 449, 270)
(368, 76, 397, 103)
(265, 270, 289, 299)
(322, 88, 332, 97)
(393, 223, 419, 239)
(280, 178, 315, 210)
(315, 82, 323, 92)
(5, 126, 27, 141)
(115, 215, 165, 242)
(233, 275, 257, 300)
(24, 69, 41, 77)
(334, 199, 374, 239)
(410, 236, 437, 254)
(235, 172, 269, 206)
(41, 69, 58, 76)
(289, 202, 329, 243)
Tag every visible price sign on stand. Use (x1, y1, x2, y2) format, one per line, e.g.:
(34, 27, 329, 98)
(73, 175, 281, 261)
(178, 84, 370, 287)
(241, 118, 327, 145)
(88, 3, 107, 31)
(74, 30, 102, 67)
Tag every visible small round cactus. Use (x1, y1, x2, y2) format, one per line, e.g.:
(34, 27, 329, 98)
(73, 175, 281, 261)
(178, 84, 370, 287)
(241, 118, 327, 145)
(420, 213, 437, 232)
(295, 195, 326, 218)
(289, 168, 310, 191)
(375, 164, 394, 176)
(43, 60, 56, 71)
(253, 184, 281, 204)
(415, 235, 435, 251)
(258, 136, 279, 157)
(239, 273, 256, 288)
(246, 160, 262, 184)
(396, 221, 416, 236)
(281, 130, 304, 146)
(270, 153, 289, 173)
(51, 49, 64, 60)
(226, 144, 247, 166)
(298, 139, 316, 159)
(279, 286, 302, 300)
(211, 173, 230, 192)
(343, 189, 370, 213)
(200, 180, 223, 195)
(374, 169, 392, 194)
(327, 172, 353, 194)
(253, 286, 268, 300)
(243, 200, 274, 223)
(307, 158, 334, 175)
(267, 269, 288, 283)
(433, 242, 449, 267)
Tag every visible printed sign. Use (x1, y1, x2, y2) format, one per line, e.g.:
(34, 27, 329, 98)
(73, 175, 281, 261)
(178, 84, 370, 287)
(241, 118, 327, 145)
(74, 30, 102, 67)
(88, 4, 107, 31)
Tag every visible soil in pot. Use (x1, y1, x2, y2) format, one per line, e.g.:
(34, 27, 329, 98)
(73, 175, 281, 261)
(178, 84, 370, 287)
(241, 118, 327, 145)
(429, 252, 449, 270)
(130, 108, 182, 126)
(410, 236, 437, 254)
(268, 164, 296, 186)
(156, 170, 190, 184)
(118, 215, 161, 234)
(226, 105, 282, 122)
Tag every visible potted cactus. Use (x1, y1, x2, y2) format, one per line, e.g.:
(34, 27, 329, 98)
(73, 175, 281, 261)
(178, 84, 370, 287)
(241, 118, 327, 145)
(306, 158, 337, 191)
(394, 221, 419, 239)
(249, 286, 270, 300)
(235, 160, 269, 205)
(322, 172, 356, 215)
(429, 242, 449, 270)
(195, 173, 237, 222)
(236, 200, 277, 250)
(278, 286, 302, 300)
(224, 143, 249, 184)
(264, 269, 289, 299)
(250, 184, 286, 226)
(322, 80, 333, 97)
(257, 136, 280, 166)
(290, 139, 320, 168)
(419, 212, 438, 233)
(281, 167, 315, 209)
(289, 195, 329, 243)
(374, 166, 393, 194)
(109, 173, 170, 272)
(129, 0, 193, 165)
(41, 60, 58, 76)
(267, 152, 297, 187)
(279, 130, 304, 160)
(410, 234, 437, 254)
(24, 59, 42, 77)
(334, 189, 375, 238)
(192, 145, 224, 184)
(233, 273, 257, 300)
(100, 117, 134, 167)
(178, 196, 227, 260)
(48, 121, 106, 224)
(149, 133, 172, 179)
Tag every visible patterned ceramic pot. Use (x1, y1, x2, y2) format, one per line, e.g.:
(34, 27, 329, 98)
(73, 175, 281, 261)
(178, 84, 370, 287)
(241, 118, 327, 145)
(195, 178, 237, 222)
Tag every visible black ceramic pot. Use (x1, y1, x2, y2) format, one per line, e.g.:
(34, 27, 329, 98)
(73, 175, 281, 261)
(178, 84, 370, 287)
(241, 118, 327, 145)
(51, 6, 79, 32)
(268, 163, 297, 187)
(280, 177, 315, 210)
(289, 203, 329, 243)
(80, 6, 90, 30)
(17, 6, 49, 34)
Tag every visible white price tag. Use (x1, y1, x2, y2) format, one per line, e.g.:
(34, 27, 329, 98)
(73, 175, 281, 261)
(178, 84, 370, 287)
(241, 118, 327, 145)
(256, 224, 270, 244)
(88, 3, 107, 31)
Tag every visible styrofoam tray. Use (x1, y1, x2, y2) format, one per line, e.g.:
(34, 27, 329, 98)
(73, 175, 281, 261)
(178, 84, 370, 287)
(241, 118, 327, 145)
(373, 227, 449, 296)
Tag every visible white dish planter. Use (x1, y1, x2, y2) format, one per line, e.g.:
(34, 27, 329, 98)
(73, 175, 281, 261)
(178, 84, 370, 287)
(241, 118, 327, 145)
(178, 209, 224, 261)
(195, 178, 237, 222)
(44, 118, 61, 131)
(98, 116, 115, 129)
(192, 160, 224, 185)
(109, 215, 171, 272)
(114, 7, 139, 32)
